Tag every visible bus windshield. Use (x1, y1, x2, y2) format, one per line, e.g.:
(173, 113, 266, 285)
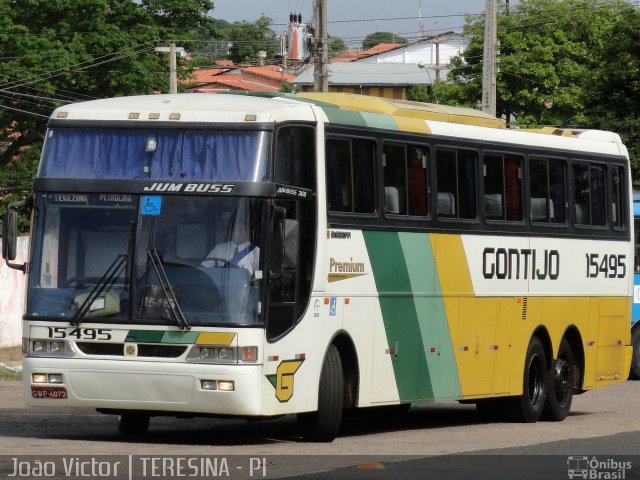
(27, 193, 267, 327)
(39, 128, 270, 182)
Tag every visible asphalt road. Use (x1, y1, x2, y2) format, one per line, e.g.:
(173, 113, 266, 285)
(1, 379, 639, 479)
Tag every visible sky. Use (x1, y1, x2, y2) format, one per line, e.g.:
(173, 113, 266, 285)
(211, 0, 486, 49)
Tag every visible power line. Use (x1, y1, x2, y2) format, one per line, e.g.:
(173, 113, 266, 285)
(0, 103, 49, 118)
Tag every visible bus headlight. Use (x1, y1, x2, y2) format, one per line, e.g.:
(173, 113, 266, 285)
(199, 348, 216, 360)
(49, 341, 65, 353)
(30, 340, 73, 357)
(187, 345, 258, 364)
(217, 348, 234, 360)
(33, 341, 48, 353)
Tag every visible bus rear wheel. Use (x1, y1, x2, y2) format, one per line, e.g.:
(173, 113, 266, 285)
(630, 328, 640, 380)
(542, 338, 574, 421)
(298, 344, 344, 442)
(118, 412, 150, 435)
(506, 337, 548, 423)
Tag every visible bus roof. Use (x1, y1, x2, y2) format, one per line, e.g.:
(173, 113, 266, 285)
(50, 92, 627, 157)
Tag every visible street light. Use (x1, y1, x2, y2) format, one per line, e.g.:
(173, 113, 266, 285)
(418, 62, 438, 104)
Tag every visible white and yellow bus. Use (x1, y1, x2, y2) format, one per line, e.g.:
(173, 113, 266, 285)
(2, 93, 633, 441)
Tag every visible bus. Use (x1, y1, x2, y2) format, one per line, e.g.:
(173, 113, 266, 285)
(631, 193, 640, 379)
(2, 93, 633, 442)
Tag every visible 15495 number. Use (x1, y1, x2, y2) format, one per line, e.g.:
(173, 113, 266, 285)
(47, 327, 112, 340)
(585, 253, 626, 279)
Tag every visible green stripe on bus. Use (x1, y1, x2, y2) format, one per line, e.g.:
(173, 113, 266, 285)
(360, 112, 398, 130)
(322, 108, 368, 127)
(125, 330, 165, 343)
(161, 331, 200, 344)
(398, 233, 462, 399)
(363, 231, 433, 401)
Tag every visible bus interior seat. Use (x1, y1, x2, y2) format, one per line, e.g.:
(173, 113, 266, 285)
(484, 193, 503, 219)
(531, 197, 554, 222)
(574, 203, 588, 224)
(437, 192, 455, 216)
(176, 224, 208, 260)
(385, 186, 400, 214)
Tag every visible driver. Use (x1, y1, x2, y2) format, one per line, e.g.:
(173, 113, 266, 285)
(201, 223, 260, 275)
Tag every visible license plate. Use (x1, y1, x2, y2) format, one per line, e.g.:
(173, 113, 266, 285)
(31, 386, 68, 399)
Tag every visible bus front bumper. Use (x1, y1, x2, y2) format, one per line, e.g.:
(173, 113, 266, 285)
(23, 357, 264, 416)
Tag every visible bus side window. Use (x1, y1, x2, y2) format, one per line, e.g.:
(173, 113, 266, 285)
(326, 137, 375, 214)
(436, 148, 477, 219)
(383, 144, 407, 214)
(572, 162, 606, 226)
(275, 126, 316, 190)
(529, 158, 567, 224)
(611, 165, 626, 229)
(382, 144, 428, 217)
(483, 153, 523, 221)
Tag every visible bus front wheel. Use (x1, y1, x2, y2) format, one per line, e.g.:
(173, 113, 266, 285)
(118, 412, 150, 435)
(541, 338, 574, 421)
(298, 344, 344, 442)
(630, 328, 640, 380)
(506, 337, 548, 423)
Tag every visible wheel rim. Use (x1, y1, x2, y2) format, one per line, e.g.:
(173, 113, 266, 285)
(527, 353, 545, 408)
(554, 358, 572, 405)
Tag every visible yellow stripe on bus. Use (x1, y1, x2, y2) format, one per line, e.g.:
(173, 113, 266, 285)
(196, 332, 236, 346)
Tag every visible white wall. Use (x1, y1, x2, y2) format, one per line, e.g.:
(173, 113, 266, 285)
(0, 236, 28, 347)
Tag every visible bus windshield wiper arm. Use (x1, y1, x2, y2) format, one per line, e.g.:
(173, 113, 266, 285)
(146, 247, 190, 330)
(71, 254, 127, 327)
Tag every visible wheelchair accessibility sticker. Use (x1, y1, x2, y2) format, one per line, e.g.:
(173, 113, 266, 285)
(141, 195, 162, 215)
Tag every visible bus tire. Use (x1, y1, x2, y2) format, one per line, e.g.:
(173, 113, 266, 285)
(630, 328, 640, 380)
(506, 337, 547, 423)
(298, 344, 343, 442)
(541, 338, 574, 421)
(118, 412, 150, 435)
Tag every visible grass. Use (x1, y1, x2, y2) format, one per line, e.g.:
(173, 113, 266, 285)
(0, 365, 23, 381)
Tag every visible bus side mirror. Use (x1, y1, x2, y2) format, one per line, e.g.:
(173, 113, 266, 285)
(2, 198, 30, 272)
(2, 210, 18, 261)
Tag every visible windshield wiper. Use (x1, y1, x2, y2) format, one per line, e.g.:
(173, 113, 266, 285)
(146, 248, 190, 330)
(71, 254, 127, 327)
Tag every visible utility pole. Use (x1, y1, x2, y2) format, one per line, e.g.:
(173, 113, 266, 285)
(481, 0, 497, 116)
(313, 0, 329, 92)
(435, 40, 441, 82)
(155, 42, 185, 94)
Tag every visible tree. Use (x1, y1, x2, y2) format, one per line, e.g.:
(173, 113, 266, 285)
(584, 4, 640, 177)
(362, 32, 408, 50)
(329, 36, 347, 56)
(0, 0, 213, 225)
(223, 16, 279, 64)
(438, 0, 633, 127)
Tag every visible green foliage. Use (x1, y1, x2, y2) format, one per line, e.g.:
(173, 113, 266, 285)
(0, 0, 214, 227)
(329, 36, 347, 56)
(407, 84, 435, 103)
(0, 366, 22, 381)
(438, 0, 640, 178)
(222, 16, 279, 64)
(362, 32, 408, 50)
